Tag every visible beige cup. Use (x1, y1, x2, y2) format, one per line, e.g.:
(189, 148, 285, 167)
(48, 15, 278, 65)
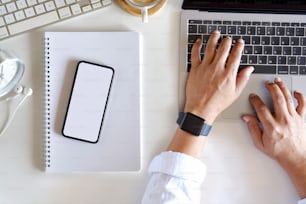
(124, 0, 162, 23)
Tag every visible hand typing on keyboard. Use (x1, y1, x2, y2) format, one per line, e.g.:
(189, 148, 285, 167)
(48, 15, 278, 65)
(0, 0, 112, 40)
(184, 30, 254, 124)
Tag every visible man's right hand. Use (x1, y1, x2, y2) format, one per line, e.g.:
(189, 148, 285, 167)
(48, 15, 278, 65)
(243, 77, 306, 199)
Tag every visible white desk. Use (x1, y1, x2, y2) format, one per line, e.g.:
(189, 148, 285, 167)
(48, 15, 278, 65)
(0, 1, 300, 203)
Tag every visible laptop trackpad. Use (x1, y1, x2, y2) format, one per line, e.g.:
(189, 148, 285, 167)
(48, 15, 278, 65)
(221, 75, 292, 120)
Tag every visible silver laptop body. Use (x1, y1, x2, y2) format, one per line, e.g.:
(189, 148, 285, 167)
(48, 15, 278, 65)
(179, 10, 306, 120)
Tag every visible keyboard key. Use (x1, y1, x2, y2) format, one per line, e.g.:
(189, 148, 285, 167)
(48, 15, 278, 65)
(202, 35, 210, 43)
(242, 36, 250, 44)
(251, 36, 260, 44)
(254, 46, 262, 54)
(58, 6, 71, 18)
(247, 27, 255, 35)
(249, 55, 257, 64)
(296, 28, 305, 36)
(293, 47, 302, 55)
(301, 38, 306, 46)
(281, 37, 289, 45)
(45, 1, 56, 11)
(277, 56, 286, 64)
(237, 26, 246, 35)
(276, 27, 285, 36)
(288, 56, 297, 65)
(188, 25, 197, 33)
(208, 25, 217, 34)
(290, 37, 299, 45)
(257, 27, 265, 35)
(223, 21, 232, 25)
(244, 46, 252, 54)
(258, 56, 267, 64)
(16, 0, 27, 9)
(278, 66, 289, 74)
(264, 46, 272, 54)
(228, 26, 236, 34)
(188, 35, 201, 43)
(217, 25, 226, 34)
(281, 22, 290, 26)
(0, 26, 9, 38)
(300, 66, 306, 75)
(273, 46, 282, 55)
(253, 65, 276, 74)
(268, 56, 277, 64)
(198, 25, 207, 34)
(298, 56, 306, 65)
(261, 36, 270, 45)
(189, 20, 202, 24)
(233, 21, 241, 25)
(286, 27, 295, 36)
(290, 66, 299, 74)
(283, 47, 291, 55)
(8, 11, 59, 35)
(271, 37, 280, 45)
(267, 27, 275, 35)
(302, 47, 306, 55)
(240, 55, 247, 64)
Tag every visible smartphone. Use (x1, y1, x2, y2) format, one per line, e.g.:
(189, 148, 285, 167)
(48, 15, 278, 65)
(62, 61, 114, 143)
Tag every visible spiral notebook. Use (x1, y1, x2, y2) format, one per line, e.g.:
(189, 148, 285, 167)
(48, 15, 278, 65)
(43, 32, 141, 173)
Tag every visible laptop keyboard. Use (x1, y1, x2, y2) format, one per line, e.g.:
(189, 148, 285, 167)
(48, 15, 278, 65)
(187, 19, 306, 75)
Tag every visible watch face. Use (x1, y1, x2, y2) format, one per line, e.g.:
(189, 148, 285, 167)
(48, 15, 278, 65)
(0, 59, 24, 97)
(181, 113, 204, 136)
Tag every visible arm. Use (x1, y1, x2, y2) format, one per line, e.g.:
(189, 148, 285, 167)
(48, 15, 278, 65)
(142, 31, 253, 203)
(167, 31, 253, 158)
(243, 78, 306, 199)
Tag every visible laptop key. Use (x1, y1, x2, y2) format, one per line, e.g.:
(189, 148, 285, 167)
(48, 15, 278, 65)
(251, 36, 260, 44)
(188, 25, 197, 33)
(290, 66, 299, 75)
(283, 47, 292, 55)
(217, 25, 226, 34)
(247, 27, 256, 35)
(298, 56, 306, 65)
(242, 36, 250, 44)
(277, 56, 286, 64)
(244, 46, 253, 54)
(257, 27, 266, 35)
(271, 37, 280, 45)
(189, 20, 202, 24)
(300, 66, 306, 75)
(293, 47, 302, 55)
(278, 66, 289, 74)
(286, 27, 295, 36)
(268, 56, 277, 64)
(262, 36, 270, 45)
(253, 65, 276, 74)
(249, 55, 257, 64)
(264, 46, 273, 54)
(273, 46, 282, 55)
(237, 26, 246, 34)
(267, 27, 276, 35)
(288, 56, 297, 65)
(296, 28, 305, 36)
(188, 35, 201, 43)
(290, 37, 299, 45)
(258, 56, 267, 64)
(281, 37, 289, 45)
(302, 47, 306, 55)
(228, 26, 237, 34)
(276, 27, 285, 36)
(199, 25, 207, 33)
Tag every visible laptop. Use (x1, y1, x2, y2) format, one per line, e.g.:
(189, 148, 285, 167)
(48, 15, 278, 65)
(179, 0, 306, 120)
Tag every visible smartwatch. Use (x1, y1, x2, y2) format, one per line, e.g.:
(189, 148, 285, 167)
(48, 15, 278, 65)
(176, 112, 212, 136)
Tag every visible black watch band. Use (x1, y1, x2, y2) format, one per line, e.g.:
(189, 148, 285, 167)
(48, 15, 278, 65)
(176, 112, 212, 136)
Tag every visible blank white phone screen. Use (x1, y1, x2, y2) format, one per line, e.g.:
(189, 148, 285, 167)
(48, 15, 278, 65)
(62, 61, 114, 143)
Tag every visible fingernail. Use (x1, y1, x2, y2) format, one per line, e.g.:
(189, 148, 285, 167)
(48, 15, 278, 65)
(242, 115, 249, 123)
(237, 38, 245, 44)
(196, 38, 201, 43)
(275, 77, 281, 82)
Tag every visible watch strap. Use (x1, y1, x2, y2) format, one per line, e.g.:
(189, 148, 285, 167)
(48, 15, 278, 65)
(177, 112, 212, 136)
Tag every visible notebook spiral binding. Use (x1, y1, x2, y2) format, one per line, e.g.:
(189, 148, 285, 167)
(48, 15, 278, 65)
(44, 37, 51, 169)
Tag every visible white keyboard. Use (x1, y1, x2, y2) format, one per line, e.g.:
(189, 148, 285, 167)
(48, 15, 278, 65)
(0, 0, 112, 40)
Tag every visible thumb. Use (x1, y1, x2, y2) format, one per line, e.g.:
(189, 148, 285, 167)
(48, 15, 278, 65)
(242, 114, 265, 152)
(236, 66, 254, 95)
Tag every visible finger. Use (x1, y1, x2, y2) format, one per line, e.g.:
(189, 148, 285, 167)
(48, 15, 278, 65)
(202, 30, 220, 64)
(235, 66, 254, 96)
(249, 93, 275, 129)
(225, 38, 245, 74)
(294, 90, 306, 118)
(191, 38, 203, 68)
(212, 36, 232, 66)
(265, 81, 290, 117)
(242, 114, 265, 152)
(274, 77, 296, 115)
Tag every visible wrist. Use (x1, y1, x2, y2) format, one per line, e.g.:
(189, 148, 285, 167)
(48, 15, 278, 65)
(183, 107, 217, 125)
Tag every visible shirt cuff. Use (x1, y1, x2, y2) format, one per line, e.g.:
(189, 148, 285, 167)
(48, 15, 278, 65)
(148, 151, 206, 183)
(298, 198, 306, 204)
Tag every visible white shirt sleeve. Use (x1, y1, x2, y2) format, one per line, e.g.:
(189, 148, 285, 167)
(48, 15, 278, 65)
(298, 199, 306, 204)
(141, 151, 206, 204)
